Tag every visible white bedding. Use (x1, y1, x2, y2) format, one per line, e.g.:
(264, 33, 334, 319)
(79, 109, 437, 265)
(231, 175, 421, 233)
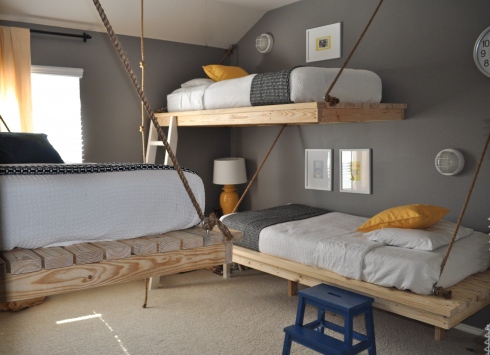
(258, 212, 490, 295)
(167, 67, 382, 112)
(0, 164, 205, 250)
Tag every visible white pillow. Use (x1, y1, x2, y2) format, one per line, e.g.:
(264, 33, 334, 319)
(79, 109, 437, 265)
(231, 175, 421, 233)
(363, 220, 474, 251)
(181, 78, 214, 88)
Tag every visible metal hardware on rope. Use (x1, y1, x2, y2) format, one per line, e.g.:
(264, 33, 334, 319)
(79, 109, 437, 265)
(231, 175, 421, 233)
(432, 131, 490, 298)
(323, 0, 384, 107)
(91, 0, 233, 244)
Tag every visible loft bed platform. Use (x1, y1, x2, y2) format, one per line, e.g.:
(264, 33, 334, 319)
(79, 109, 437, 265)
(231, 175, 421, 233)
(233, 246, 490, 341)
(0, 226, 241, 303)
(155, 102, 407, 127)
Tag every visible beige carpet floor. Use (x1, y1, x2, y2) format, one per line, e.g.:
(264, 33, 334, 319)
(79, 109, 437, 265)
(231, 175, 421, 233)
(0, 268, 486, 355)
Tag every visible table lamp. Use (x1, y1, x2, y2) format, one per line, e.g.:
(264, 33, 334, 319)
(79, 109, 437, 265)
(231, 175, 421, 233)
(213, 157, 247, 215)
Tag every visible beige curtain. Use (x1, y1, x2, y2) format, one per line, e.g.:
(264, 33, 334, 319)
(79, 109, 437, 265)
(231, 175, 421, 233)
(0, 26, 32, 132)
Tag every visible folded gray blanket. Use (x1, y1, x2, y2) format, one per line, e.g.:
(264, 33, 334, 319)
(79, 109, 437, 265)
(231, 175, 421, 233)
(222, 204, 329, 251)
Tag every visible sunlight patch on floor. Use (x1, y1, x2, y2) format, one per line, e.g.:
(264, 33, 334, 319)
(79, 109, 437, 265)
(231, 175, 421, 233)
(56, 311, 130, 354)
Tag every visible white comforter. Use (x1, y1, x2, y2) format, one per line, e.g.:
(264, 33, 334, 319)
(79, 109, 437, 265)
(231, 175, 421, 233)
(0, 164, 205, 250)
(167, 67, 382, 112)
(259, 212, 490, 294)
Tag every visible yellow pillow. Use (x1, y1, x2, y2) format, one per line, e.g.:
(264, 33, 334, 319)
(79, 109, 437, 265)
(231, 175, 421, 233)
(357, 204, 449, 232)
(202, 65, 248, 81)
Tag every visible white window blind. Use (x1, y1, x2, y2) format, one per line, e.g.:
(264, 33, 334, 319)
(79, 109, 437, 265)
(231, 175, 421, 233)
(31, 65, 83, 163)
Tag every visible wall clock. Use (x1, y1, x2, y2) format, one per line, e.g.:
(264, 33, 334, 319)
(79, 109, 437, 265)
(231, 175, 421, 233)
(474, 26, 490, 77)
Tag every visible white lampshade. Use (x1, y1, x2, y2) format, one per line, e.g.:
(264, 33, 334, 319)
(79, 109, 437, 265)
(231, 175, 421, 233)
(213, 157, 247, 185)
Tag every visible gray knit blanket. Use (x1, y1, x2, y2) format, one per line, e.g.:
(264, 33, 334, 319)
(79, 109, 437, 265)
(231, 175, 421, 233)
(250, 67, 296, 106)
(222, 204, 329, 251)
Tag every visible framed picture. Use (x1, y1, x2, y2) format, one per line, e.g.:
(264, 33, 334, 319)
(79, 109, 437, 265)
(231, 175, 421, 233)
(339, 149, 371, 194)
(305, 149, 332, 191)
(306, 22, 342, 63)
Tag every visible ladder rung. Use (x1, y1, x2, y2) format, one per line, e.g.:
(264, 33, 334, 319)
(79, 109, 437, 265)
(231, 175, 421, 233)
(149, 141, 164, 146)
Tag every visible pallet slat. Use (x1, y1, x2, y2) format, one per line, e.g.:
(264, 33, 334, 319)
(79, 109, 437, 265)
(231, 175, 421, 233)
(33, 247, 74, 270)
(164, 231, 204, 249)
(145, 235, 182, 252)
(63, 243, 103, 265)
(91, 241, 131, 260)
(0, 249, 42, 275)
(121, 238, 157, 255)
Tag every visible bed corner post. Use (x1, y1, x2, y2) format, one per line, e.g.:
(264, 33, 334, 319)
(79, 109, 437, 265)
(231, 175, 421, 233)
(222, 242, 233, 279)
(288, 280, 298, 296)
(434, 327, 446, 341)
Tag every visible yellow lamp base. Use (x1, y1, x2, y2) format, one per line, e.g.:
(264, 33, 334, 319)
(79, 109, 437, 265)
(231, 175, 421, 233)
(220, 184, 239, 215)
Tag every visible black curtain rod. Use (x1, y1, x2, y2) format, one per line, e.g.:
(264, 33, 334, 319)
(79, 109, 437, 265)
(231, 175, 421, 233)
(30, 29, 91, 42)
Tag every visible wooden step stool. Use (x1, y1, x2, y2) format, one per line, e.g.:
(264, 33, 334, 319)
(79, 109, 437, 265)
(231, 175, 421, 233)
(283, 283, 376, 355)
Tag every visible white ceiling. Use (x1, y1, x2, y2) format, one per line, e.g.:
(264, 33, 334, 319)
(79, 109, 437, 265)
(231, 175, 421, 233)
(0, 0, 299, 48)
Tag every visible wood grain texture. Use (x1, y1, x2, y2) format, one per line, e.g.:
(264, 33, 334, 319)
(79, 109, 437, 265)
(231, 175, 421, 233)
(33, 247, 74, 269)
(63, 243, 103, 265)
(91, 241, 131, 260)
(0, 244, 227, 302)
(145, 235, 181, 252)
(0, 249, 42, 274)
(121, 238, 157, 255)
(232, 246, 490, 333)
(156, 102, 406, 127)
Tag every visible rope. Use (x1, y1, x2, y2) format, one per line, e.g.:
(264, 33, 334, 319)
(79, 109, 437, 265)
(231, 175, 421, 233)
(324, 0, 384, 106)
(0, 115, 11, 132)
(143, 278, 149, 308)
(91, 0, 233, 242)
(140, 0, 147, 162)
(432, 131, 490, 299)
(218, 45, 236, 65)
(232, 125, 287, 213)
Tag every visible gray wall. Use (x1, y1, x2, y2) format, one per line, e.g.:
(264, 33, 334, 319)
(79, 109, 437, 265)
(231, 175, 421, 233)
(230, 0, 490, 328)
(0, 20, 230, 214)
(230, 0, 490, 233)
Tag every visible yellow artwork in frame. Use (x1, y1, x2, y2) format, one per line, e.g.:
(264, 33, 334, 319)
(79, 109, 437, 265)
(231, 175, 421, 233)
(306, 23, 342, 62)
(316, 36, 331, 51)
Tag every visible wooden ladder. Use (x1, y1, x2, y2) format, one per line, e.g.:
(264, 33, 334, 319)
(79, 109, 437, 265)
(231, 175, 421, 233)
(145, 117, 232, 289)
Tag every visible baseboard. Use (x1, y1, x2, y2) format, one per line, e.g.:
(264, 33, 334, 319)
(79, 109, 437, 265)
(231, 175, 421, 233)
(454, 323, 486, 336)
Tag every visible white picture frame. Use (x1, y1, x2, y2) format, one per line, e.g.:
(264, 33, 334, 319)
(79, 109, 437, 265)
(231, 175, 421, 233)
(339, 149, 372, 194)
(306, 22, 342, 63)
(305, 149, 332, 191)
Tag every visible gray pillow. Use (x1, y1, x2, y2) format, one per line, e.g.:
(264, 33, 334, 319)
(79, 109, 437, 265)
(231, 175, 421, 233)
(0, 133, 64, 164)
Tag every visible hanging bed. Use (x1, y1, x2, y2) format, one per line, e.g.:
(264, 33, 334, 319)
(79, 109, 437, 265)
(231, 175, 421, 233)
(156, 65, 406, 127)
(0, 134, 241, 304)
(222, 204, 490, 341)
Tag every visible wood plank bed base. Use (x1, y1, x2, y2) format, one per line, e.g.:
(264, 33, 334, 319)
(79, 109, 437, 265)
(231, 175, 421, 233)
(155, 102, 406, 127)
(232, 246, 490, 341)
(0, 227, 241, 303)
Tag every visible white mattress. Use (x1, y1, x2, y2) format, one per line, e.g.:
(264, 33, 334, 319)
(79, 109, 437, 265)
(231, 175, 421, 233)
(167, 67, 382, 112)
(0, 164, 205, 250)
(258, 212, 490, 295)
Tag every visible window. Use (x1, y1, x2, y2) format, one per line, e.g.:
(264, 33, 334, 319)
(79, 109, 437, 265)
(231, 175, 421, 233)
(31, 66, 83, 163)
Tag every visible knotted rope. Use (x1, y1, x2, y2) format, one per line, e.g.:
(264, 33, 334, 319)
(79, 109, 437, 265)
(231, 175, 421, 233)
(91, 0, 232, 241)
(139, 0, 147, 162)
(324, 0, 384, 106)
(432, 131, 490, 299)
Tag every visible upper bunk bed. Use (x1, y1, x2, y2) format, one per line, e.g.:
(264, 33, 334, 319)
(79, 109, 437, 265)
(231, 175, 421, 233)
(155, 66, 407, 127)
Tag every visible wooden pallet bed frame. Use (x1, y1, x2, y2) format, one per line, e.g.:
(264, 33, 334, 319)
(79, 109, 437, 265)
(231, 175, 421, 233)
(154, 102, 407, 127)
(232, 245, 490, 341)
(0, 226, 241, 304)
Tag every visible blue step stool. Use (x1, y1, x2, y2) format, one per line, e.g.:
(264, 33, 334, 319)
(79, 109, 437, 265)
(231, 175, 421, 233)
(283, 284, 376, 355)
